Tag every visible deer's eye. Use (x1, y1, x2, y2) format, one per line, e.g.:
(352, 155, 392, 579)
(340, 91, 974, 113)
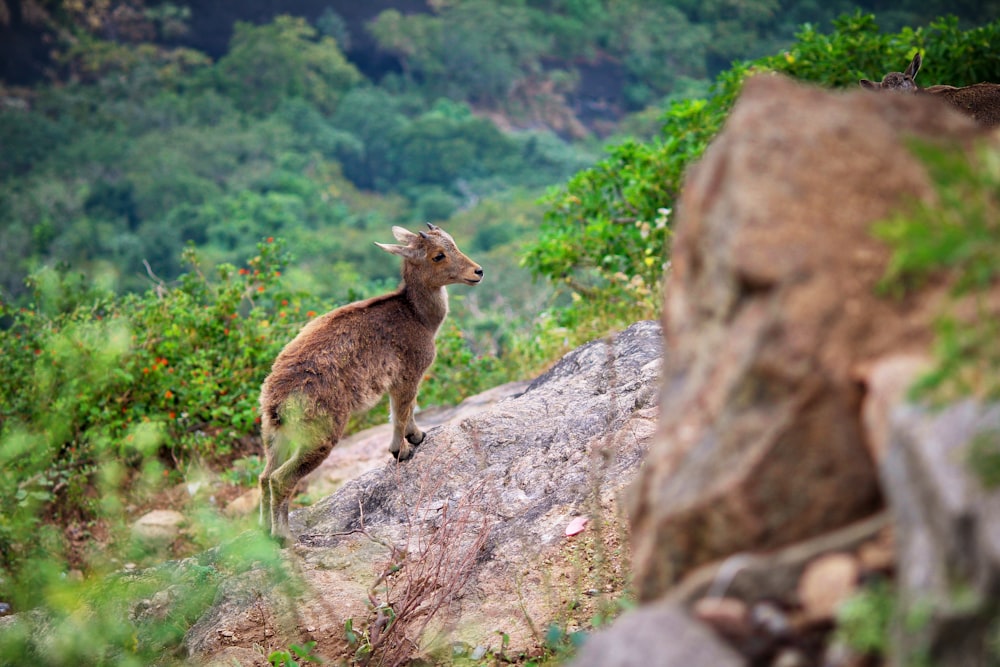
(432, 253, 446, 263)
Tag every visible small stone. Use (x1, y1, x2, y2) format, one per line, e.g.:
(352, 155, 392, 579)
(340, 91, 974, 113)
(857, 528, 894, 573)
(224, 489, 261, 517)
(797, 553, 860, 622)
(565, 515, 589, 536)
(750, 600, 791, 637)
(693, 596, 750, 640)
(131, 509, 186, 545)
(772, 648, 809, 667)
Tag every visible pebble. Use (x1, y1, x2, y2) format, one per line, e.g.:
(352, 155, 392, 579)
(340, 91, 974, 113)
(693, 596, 750, 639)
(797, 553, 861, 622)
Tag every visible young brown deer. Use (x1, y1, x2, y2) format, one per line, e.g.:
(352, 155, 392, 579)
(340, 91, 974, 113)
(860, 52, 1000, 128)
(257, 223, 483, 542)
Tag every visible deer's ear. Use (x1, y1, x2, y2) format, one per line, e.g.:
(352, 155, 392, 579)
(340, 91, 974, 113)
(375, 242, 419, 259)
(391, 226, 419, 244)
(859, 79, 880, 90)
(375, 242, 404, 256)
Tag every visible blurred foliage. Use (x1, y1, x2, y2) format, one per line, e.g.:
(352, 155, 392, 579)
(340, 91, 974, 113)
(0, 239, 300, 569)
(370, 1, 551, 107)
(836, 579, 895, 655)
(0, 496, 289, 666)
(875, 140, 1000, 403)
(0, 243, 294, 665)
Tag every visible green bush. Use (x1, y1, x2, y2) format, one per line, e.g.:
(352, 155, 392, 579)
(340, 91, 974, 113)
(0, 238, 304, 572)
(836, 579, 895, 655)
(875, 140, 1000, 403)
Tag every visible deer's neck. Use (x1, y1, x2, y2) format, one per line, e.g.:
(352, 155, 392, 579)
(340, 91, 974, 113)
(403, 281, 449, 330)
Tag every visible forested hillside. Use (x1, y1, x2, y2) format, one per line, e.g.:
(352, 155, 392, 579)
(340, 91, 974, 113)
(2, 0, 999, 313)
(2, 0, 998, 363)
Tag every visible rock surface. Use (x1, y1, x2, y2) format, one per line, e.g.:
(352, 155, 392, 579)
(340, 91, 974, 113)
(221, 380, 532, 518)
(186, 320, 662, 664)
(629, 72, 985, 600)
(571, 600, 744, 667)
(301, 380, 533, 500)
(880, 400, 1000, 667)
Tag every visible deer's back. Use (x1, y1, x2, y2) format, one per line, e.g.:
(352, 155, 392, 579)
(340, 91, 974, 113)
(261, 291, 438, 419)
(927, 83, 1000, 127)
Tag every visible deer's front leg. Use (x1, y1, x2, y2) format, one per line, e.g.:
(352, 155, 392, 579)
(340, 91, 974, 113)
(389, 388, 424, 460)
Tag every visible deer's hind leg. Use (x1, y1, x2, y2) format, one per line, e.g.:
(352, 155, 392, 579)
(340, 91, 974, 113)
(263, 416, 343, 544)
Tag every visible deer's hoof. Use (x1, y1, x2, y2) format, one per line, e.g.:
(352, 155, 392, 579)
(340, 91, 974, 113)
(269, 529, 293, 547)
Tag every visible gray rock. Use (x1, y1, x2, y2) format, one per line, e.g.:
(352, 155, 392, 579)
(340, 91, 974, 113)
(294, 320, 661, 552)
(570, 600, 743, 667)
(880, 400, 1000, 667)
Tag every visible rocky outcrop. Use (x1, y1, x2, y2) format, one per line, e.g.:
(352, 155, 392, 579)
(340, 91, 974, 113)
(628, 72, 985, 599)
(186, 320, 662, 663)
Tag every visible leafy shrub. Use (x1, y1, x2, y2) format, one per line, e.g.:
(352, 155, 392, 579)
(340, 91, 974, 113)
(836, 579, 895, 655)
(521, 63, 741, 340)
(0, 240, 296, 664)
(875, 140, 1000, 402)
(0, 238, 305, 572)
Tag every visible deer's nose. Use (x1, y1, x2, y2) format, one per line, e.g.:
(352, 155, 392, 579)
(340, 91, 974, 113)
(475, 267, 484, 277)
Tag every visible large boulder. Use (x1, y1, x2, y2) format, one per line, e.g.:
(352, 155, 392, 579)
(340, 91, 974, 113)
(629, 72, 985, 600)
(186, 320, 662, 664)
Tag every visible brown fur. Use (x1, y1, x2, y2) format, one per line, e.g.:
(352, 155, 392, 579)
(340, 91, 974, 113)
(860, 53, 1000, 127)
(258, 223, 483, 542)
